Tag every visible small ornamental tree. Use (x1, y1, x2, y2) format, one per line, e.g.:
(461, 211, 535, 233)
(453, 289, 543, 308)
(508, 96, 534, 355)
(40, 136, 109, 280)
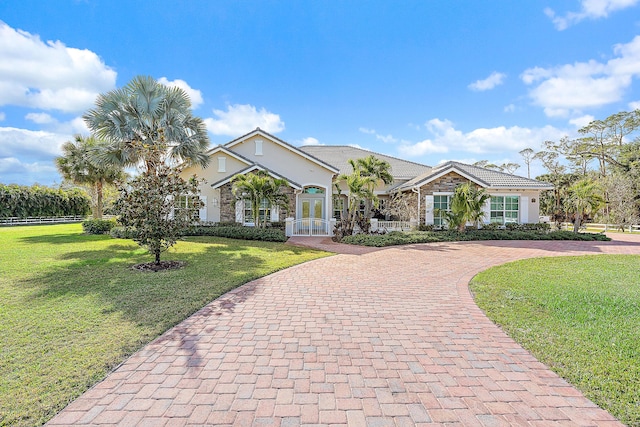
(113, 164, 203, 265)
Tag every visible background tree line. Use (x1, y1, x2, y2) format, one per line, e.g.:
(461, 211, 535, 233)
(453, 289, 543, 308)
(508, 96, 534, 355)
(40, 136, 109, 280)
(529, 109, 640, 230)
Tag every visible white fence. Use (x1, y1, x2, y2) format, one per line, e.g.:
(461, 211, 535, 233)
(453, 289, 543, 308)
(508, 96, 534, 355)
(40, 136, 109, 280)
(0, 216, 87, 226)
(560, 222, 640, 233)
(287, 218, 333, 236)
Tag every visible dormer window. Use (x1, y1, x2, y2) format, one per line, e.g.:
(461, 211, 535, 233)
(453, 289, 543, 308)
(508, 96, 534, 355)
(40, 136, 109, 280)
(255, 140, 263, 156)
(217, 156, 226, 172)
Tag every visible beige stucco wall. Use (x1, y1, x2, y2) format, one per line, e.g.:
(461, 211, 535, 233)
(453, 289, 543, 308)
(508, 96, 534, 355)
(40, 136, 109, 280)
(230, 135, 335, 188)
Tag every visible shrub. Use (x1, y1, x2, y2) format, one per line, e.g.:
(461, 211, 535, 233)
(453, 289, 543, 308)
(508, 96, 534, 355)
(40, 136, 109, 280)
(417, 224, 434, 231)
(342, 229, 610, 247)
(82, 218, 116, 234)
(185, 225, 287, 242)
(110, 226, 137, 239)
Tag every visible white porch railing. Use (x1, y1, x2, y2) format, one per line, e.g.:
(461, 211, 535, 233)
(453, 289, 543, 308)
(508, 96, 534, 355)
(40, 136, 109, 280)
(286, 218, 334, 236)
(373, 220, 414, 232)
(559, 222, 640, 233)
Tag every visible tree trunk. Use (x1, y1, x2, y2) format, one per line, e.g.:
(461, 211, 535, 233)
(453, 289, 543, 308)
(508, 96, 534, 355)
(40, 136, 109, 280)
(573, 213, 581, 233)
(95, 179, 104, 219)
(155, 249, 161, 265)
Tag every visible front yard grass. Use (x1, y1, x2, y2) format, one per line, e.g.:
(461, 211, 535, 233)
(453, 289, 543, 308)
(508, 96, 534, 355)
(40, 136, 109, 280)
(470, 255, 640, 426)
(0, 223, 330, 427)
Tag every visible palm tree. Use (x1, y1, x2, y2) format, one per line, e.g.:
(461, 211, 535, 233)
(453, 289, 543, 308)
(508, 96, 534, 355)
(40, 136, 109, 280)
(83, 75, 210, 175)
(231, 171, 289, 228)
(566, 179, 604, 233)
(448, 183, 491, 231)
(55, 134, 125, 218)
(337, 171, 377, 232)
(353, 155, 394, 186)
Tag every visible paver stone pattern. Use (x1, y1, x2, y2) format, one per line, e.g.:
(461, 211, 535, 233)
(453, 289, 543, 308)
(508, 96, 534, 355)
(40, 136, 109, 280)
(47, 234, 640, 426)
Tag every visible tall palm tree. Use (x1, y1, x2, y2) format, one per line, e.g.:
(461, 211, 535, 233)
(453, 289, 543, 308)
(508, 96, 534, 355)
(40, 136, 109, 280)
(353, 155, 394, 186)
(83, 75, 210, 175)
(231, 171, 289, 228)
(566, 179, 604, 233)
(55, 134, 125, 218)
(336, 170, 377, 231)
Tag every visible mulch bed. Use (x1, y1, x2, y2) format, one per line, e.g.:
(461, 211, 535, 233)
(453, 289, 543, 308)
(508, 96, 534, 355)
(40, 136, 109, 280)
(132, 260, 186, 272)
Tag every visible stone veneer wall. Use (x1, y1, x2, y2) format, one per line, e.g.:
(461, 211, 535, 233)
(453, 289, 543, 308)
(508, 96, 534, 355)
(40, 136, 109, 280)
(218, 182, 296, 223)
(416, 172, 477, 224)
(219, 183, 236, 223)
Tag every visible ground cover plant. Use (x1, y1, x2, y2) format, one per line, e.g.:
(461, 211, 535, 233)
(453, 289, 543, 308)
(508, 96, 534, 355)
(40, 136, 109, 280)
(470, 255, 640, 426)
(0, 223, 329, 427)
(342, 229, 611, 247)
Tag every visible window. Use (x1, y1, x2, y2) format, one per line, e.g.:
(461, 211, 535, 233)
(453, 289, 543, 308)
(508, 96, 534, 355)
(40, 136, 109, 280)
(175, 195, 201, 221)
(244, 198, 270, 225)
(433, 194, 451, 226)
(490, 196, 519, 224)
(217, 156, 226, 172)
(255, 140, 263, 155)
(333, 196, 344, 220)
(303, 186, 324, 194)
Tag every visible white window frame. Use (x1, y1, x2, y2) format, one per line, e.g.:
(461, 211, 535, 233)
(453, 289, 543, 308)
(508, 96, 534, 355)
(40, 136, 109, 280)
(217, 156, 226, 173)
(255, 139, 263, 156)
(490, 195, 520, 224)
(433, 192, 453, 227)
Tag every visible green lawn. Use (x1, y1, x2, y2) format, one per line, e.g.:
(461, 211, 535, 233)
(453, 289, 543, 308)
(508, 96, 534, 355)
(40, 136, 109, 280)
(470, 255, 640, 427)
(0, 224, 330, 427)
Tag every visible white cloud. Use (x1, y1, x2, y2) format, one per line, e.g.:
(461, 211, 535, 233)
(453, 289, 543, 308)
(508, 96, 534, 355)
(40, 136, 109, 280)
(25, 112, 55, 124)
(468, 72, 506, 91)
(204, 104, 285, 137)
(299, 137, 320, 146)
(504, 104, 516, 113)
(0, 127, 68, 160)
(397, 118, 566, 158)
(0, 157, 59, 185)
(358, 127, 376, 134)
(158, 77, 204, 109)
(0, 22, 116, 113)
(569, 114, 595, 128)
(629, 100, 640, 110)
(376, 134, 398, 143)
(545, 0, 639, 30)
(522, 35, 640, 117)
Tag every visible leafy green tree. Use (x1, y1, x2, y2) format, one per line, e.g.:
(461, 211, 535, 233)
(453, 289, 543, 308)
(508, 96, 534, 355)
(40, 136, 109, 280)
(83, 75, 210, 175)
(113, 164, 203, 265)
(566, 179, 604, 233)
(231, 171, 289, 228)
(55, 134, 125, 219)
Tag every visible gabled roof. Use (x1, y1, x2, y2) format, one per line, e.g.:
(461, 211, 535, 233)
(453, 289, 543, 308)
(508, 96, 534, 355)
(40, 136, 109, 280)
(396, 161, 554, 191)
(299, 145, 432, 179)
(210, 164, 302, 190)
(224, 128, 340, 174)
(205, 145, 253, 165)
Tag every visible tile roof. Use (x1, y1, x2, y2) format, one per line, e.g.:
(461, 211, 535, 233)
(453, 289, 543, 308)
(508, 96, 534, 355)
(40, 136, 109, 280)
(397, 161, 554, 190)
(298, 145, 432, 179)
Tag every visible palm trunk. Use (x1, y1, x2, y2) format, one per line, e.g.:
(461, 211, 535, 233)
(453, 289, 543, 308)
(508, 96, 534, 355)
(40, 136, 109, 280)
(573, 213, 581, 233)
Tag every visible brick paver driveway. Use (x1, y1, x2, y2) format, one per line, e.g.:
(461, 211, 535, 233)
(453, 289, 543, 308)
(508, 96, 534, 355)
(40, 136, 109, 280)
(48, 234, 640, 426)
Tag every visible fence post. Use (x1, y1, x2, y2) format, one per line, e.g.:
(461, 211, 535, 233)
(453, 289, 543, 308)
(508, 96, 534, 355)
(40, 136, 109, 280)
(285, 217, 294, 237)
(329, 218, 336, 236)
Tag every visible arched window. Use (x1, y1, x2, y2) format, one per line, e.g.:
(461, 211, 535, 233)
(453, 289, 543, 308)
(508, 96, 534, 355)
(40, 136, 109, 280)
(303, 186, 325, 194)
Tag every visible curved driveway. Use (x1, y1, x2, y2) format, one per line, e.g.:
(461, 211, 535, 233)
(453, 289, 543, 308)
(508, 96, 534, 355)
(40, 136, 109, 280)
(48, 235, 640, 426)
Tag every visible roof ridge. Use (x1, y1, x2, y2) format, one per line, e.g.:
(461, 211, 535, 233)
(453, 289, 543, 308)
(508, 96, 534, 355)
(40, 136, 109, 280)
(300, 145, 432, 168)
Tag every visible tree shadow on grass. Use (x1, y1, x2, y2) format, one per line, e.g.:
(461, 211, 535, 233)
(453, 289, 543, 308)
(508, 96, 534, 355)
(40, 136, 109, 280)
(18, 232, 112, 245)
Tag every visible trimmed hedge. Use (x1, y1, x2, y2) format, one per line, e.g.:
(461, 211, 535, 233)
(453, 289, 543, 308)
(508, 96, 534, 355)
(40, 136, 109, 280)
(185, 225, 287, 242)
(342, 229, 611, 247)
(110, 224, 288, 242)
(0, 184, 90, 218)
(82, 218, 117, 234)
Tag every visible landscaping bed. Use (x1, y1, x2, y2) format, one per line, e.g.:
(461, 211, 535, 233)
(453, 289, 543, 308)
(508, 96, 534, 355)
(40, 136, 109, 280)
(341, 229, 611, 247)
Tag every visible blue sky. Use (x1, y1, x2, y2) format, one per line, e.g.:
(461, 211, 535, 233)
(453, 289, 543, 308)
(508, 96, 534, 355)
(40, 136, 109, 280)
(1, 0, 640, 185)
